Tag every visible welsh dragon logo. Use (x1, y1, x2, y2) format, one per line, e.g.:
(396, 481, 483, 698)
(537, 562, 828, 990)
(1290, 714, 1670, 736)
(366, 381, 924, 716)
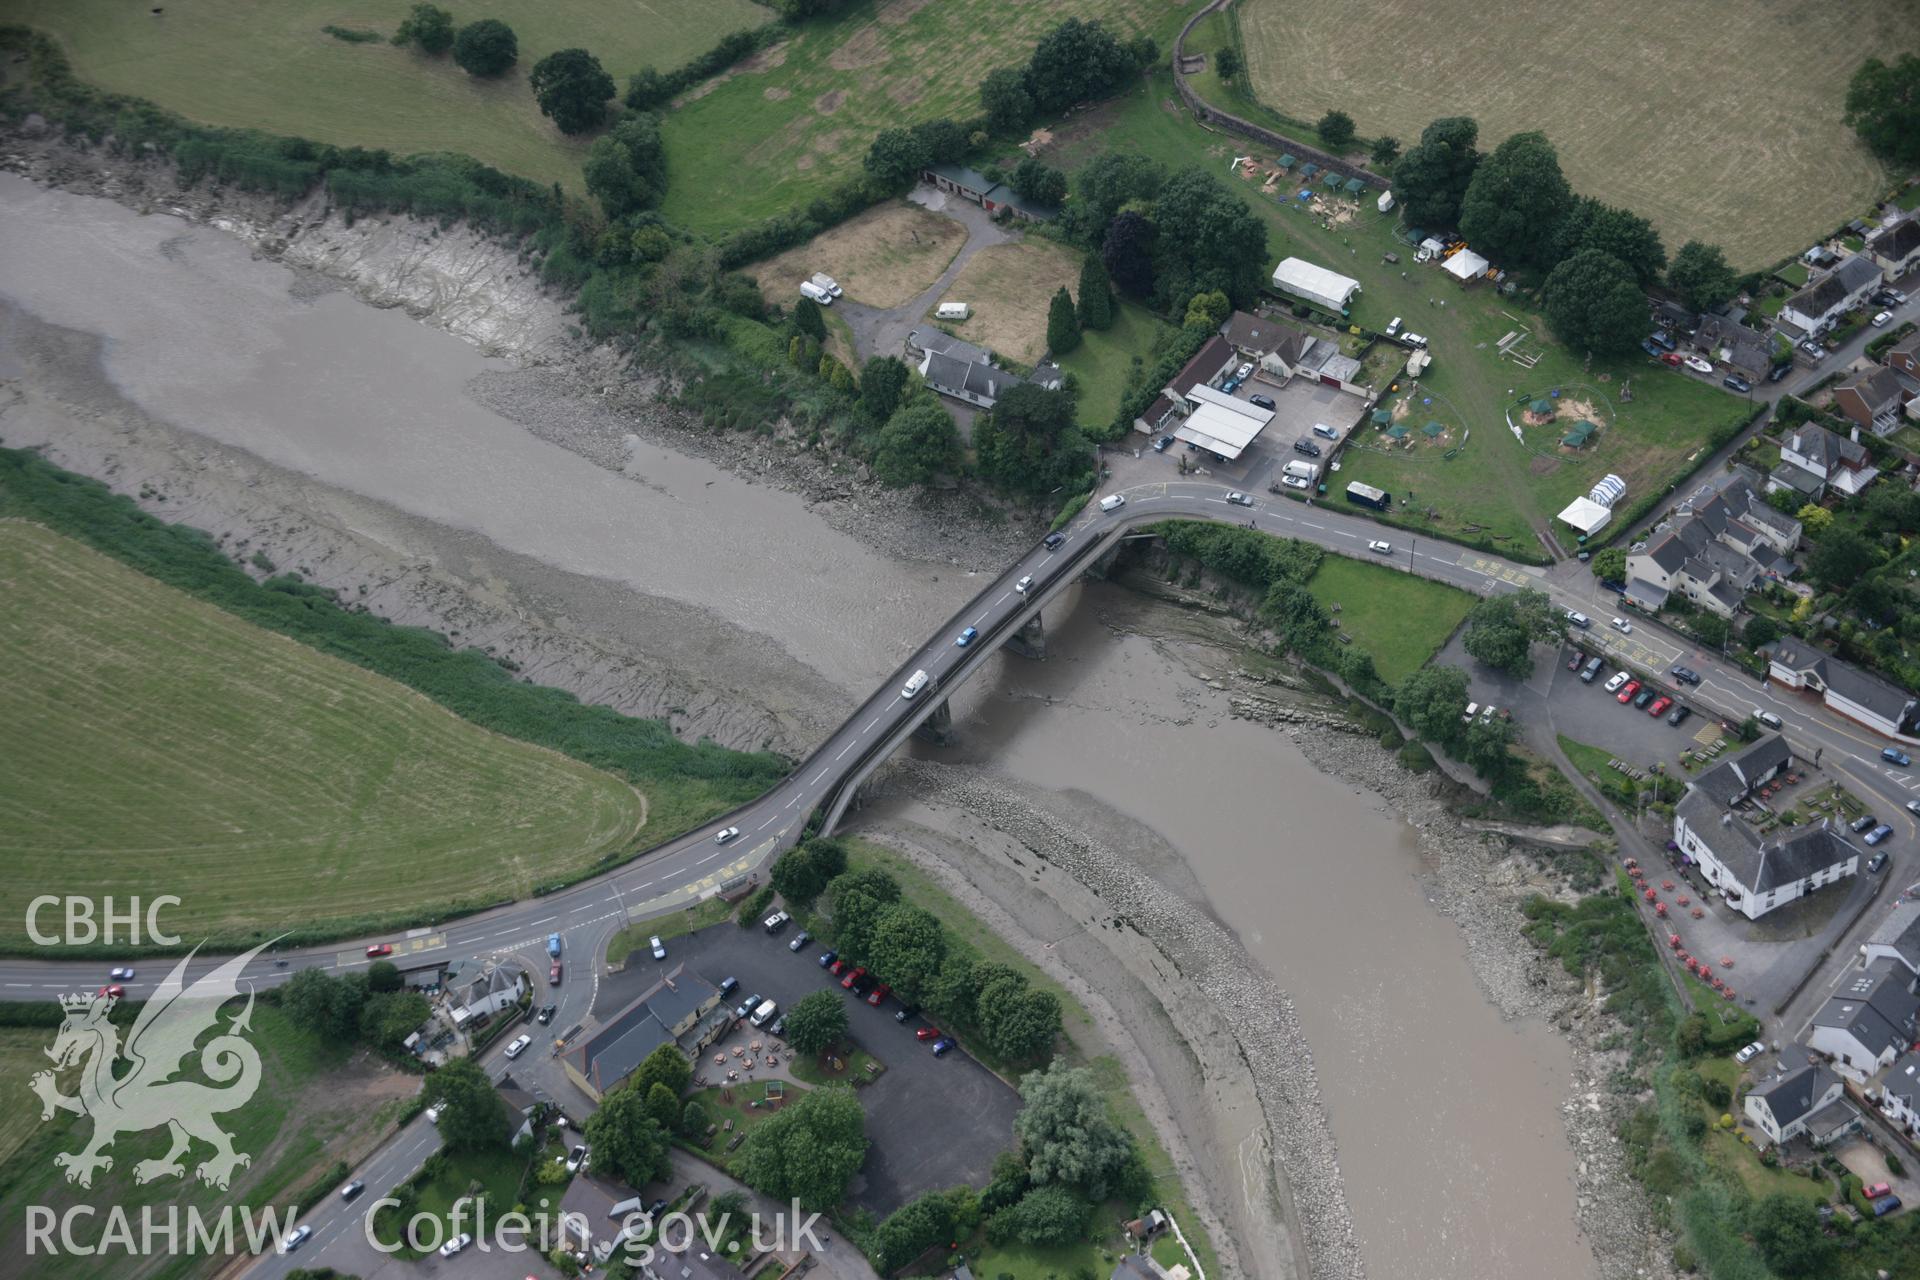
(31, 941, 272, 1191)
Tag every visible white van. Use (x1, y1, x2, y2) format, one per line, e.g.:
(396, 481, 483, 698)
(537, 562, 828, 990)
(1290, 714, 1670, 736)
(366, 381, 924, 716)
(749, 999, 779, 1028)
(936, 302, 970, 320)
(1282, 459, 1319, 481)
(1099, 494, 1127, 512)
(799, 280, 834, 305)
(810, 272, 844, 299)
(901, 669, 930, 699)
(1461, 702, 1480, 723)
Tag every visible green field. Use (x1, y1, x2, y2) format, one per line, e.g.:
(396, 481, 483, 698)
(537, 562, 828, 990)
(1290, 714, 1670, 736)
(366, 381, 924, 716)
(1042, 74, 1751, 557)
(0, 1005, 406, 1280)
(11, 0, 770, 191)
(658, 0, 1197, 234)
(1056, 300, 1177, 430)
(1304, 556, 1472, 684)
(0, 521, 646, 945)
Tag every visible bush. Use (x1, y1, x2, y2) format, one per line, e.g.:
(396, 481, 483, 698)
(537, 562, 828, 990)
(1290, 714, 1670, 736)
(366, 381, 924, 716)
(739, 885, 775, 926)
(453, 20, 518, 78)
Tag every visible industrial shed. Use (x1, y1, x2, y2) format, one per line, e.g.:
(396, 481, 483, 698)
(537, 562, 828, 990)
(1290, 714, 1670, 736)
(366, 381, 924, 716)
(1269, 257, 1361, 313)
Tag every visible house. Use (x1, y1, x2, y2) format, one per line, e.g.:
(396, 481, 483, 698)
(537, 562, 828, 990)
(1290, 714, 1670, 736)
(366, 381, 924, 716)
(1269, 257, 1361, 313)
(1624, 477, 1797, 617)
(1886, 332, 1920, 379)
(1694, 314, 1775, 378)
(1744, 1056, 1852, 1149)
(1808, 958, 1920, 1081)
(1834, 366, 1911, 437)
(906, 328, 992, 367)
(919, 164, 1057, 222)
(1863, 899, 1920, 978)
(1778, 254, 1883, 336)
(1219, 311, 1311, 376)
(445, 960, 524, 1029)
(1763, 641, 1920, 740)
(495, 1072, 543, 1144)
(918, 349, 1060, 410)
(1772, 423, 1878, 498)
(563, 965, 722, 1101)
(1111, 1257, 1172, 1280)
(1878, 1049, 1920, 1132)
(1153, 334, 1238, 408)
(1672, 735, 1864, 920)
(1133, 392, 1184, 437)
(1866, 217, 1920, 279)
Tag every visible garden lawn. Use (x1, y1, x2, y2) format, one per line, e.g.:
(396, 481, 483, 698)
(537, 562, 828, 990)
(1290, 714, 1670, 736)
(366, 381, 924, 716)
(373, 1135, 528, 1253)
(935, 239, 1085, 367)
(1056, 301, 1176, 430)
(1043, 74, 1751, 559)
(607, 897, 736, 966)
(657, 0, 1197, 235)
(681, 1079, 794, 1173)
(748, 201, 968, 309)
(1304, 555, 1472, 684)
(0, 521, 646, 947)
(11, 0, 770, 192)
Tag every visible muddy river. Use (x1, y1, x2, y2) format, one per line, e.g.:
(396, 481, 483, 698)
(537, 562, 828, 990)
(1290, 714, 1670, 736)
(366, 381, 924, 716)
(0, 173, 1595, 1279)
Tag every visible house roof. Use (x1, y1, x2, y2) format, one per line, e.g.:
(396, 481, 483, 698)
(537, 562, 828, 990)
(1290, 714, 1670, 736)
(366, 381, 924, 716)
(1639, 527, 1693, 574)
(1888, 332, 1920, 366)
(565, 966, 717, 1095)
(1884, 1050, 1920, 1107)
(1770, 641, 1920, 728)
(1835, 253, 1885, 292)
(923, 351, 1033, 404)
(1841, 366, 1908, 414)
(908, 329, 993, 365)
(1137, 393, 1183, 432)
(1624, 576, 1669, 608)
(1869, 899, 1920, 969)
(1219, 311, 1309, 364)
(1803, 1098, 1861, 1139)
(1868, 218, 1920, 261)
(923, 163, 996, 195)
(1785, 255, 1881, 321)
(1769, 462, 1824, 496)
(1111, 1258, 1166, 1280)
(1786, 423, 1869, 473)
(1814, 959, 1920, 1059)
(1749, 1061, 1840, 1128)
(1172, 335, 1238, 391)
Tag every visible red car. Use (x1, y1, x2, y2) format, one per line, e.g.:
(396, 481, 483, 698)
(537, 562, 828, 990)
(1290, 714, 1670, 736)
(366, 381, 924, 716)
(840, 965, 867, 991)
(1566, 651, 1585, 671)
(828, 958, 848, 977)
(1660, 352, 1683, 367)
(1647, 696, 1673, 717)
(98, 984, 126, 999)
(366, 944, 393, 958)
(866, 983, 891, 1007)
(915, 1026, 943, 1041)
(548, 962, 563, 986)
(1616, 680, 1641, 704)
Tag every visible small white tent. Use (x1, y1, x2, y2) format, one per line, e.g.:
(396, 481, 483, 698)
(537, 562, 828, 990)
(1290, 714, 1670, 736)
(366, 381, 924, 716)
(1443, 249, 1489, 283)
(1376, 191, 1395, 213)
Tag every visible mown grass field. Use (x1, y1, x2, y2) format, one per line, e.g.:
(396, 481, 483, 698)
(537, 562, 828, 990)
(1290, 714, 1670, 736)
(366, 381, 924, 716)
(11, 0, 770, 190)
(1057, 300, 1177, 429)
(0, 1029, 51, 1165)
(936, 239, 1085, 367)
(749, 200, 967, 308)
(1304, 556, 1472, 685)
(1043, 74, 1751, 558)
(0, 521, 646, 945)
(658, 0, 1199, 235)
(1233, 0, 1915, 267)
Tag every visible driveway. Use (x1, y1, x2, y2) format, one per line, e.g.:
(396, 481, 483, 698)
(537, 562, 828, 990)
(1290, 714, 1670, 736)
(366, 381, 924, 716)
(835, 189, 1017, 367)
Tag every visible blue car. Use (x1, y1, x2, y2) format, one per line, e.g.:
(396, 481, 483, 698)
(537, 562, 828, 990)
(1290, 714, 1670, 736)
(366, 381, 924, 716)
(1882, 747, 1912, 767)
(956, 627, 978, 647)
(930, 1037, 955, 1057)
(817, 950, 838, 968)
(546, 933, 562, 958)
(1640, 338, 1664, 358)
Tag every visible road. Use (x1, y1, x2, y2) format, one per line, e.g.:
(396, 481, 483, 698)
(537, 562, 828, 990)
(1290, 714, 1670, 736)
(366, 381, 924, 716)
(17, 460, 1919, 1275)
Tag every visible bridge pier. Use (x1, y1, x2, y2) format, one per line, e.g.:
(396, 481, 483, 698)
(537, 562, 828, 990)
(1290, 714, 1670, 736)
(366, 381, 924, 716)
(912, 697, 955, 745)
(1004, 612, 1047, 660)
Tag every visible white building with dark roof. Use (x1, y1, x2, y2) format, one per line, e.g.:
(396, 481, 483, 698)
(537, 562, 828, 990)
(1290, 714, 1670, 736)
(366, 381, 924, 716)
(1625, 476, 1798, 616)
(1808, 958, 1920, 1082)
(1878, 1049, 1920, 1132)
(1672, 736, 1862, 920)
(1763, 641, 1920, 741)
(563, 965, 721, 1101)
(1744, 1055, 1852, 1149)
(1778, 254, 1883, 337)
(1867, 217, 1920, 279)
(1770, 423, 1879, 499)
(1864, 899, 1920, 978)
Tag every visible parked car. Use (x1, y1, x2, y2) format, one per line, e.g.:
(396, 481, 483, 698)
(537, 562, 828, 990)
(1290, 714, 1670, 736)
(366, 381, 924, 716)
(1872, 310, 1894, 327)
(1367, 540, 1392, 554)
(1723, 374, 1751, 393)
(439, 1234, 472, 1258)
(734, 992, 762, 1019)
(650, 935, 666, 960)
(1865, 825, 1894, 846)
(1767, 361, 1793, 383)
(894, 1005, 918, 1023)
(1312, 422, 1341, 440)
(1683, 355, 1714, 374)
(818, 950, 838, 968)
(1044, 532, 1066, 550)
(1567, 651, 1587, 672)
(1153, 435, 1173, 453)
(504, 1034, 533, 1059)
(1667, 704, 1692, 727)
(1882, 747, 1912, 767)
(1850, 814, 1880, 834)
(366, 944, 393, 958)
(1605, 671, 1630, 693)
(1864, 1182, 1893, 1200)
(1651, 330, 1678, 352)
(1581, 656, 1605, 683)
(279, 1226, 313, 1254)
(916, 1026, 944, 1041)
(828, 958, 848, 976)
(866, 983, 891, 1007)
(769, 1015, 787, 1036)
(537, 1003, 557, 1025)
(1227, 492, 1254, 507)
(1250, 394, 1277, 411)
(1617, 680, 1642, 704)
(1869, 852, 1891, 874)
(1293, 439, 1322, 457)
(1566, 610, 1591, 629)
(718, 976, 740, 997)
(1734, 1041, 1766, 1064)
(1640, 338, 1664, 358)
(714, 826, 740, 845)
(548, 962, 563, 986)
(956, 626, 978, 647)
(840, 966, 867, 991)
(788, 930, 812, 952)
(1403, 332, 1428, 348)
(763, 911, 791, 935)
(1234, 362, 1254, 382)
(1633, 686, 1657, 709)
(1908, 800, 1920, 818)
(567, 1145, 589, 1174)
(1660, 352, 1683, 367)
(1098, 494, 1126, 512)
(1670, 666, 1700, 685)
(930, 1037, 956, 1057)
(1647, 696, 1673, 717)
(1871, 1194, 1902, 1218)
(1280, 475, 1311, 491)
(1385, 316, 1403, 337)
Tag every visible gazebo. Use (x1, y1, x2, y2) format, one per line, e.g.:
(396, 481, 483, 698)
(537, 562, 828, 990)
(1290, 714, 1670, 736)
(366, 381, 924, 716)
(1370, 408, 1393, 428)
(1385, 424, 1410, 441)
(1277, 154, 1297, 171)
(1322, 171, 1342, 189)
(1561, 420, 1598, 448)
(1343, 177, 1366, 195)
(1299, 162, 1320, 181)
(1422, 421, 1446, 438)
(1530, 398, 1555, 417)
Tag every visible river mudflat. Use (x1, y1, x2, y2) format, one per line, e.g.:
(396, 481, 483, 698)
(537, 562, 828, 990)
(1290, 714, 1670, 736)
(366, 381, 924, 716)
(0, 150, 1661, 1280)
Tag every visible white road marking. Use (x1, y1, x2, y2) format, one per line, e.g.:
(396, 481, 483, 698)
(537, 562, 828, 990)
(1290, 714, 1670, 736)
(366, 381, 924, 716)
(759, 816, 779, 830)
(1301, 521, 1324, 529)
(812, 768, 829, 784)
(864, 716, 883, 732)
(835, 741, 855, 761)
(529, 917, 556, 927)
(1333, 530, 1355, 539)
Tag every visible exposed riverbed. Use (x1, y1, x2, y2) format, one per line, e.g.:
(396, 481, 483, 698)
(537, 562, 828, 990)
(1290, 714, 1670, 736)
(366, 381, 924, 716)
(0, 155, 1656, 1280)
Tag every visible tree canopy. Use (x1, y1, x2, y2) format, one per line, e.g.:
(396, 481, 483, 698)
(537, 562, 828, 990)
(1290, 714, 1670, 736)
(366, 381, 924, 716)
(584, 1081, 673, 1186)
(735, 1086, 867, 1210)
(1457, 131, 1572, 268)
(632, 1040, 692, 1100)
(1554, 198, 1665, 284)
(1369, 136, 1401, 167)
(1024, 19, 1142, 116)
(1461, 588, 1561, 677)
(1392, 116, 1480, 228)
(783, 989, 849, 1056)
(858, 356, 910, 425)
(1100, 210, 1157, 299)
(1844, 54, 1920, 167)
(1011, 158, 1068, 208)
(1316, 110, 1356, 150)
(393, 3, 454, 54)
(530, 49, 615, 135)
(1077, 255, 1114, 331)
(583, 115, 667, 217)
(1542, 249, 1647, 356)
(453, 19, 517, 77)
(1214, 47, 1240, 80)
(433, 1058, 507, 1152)
(865, 903, 948, 1005)
(1747, 1192, 1831, 1278)
(980, 67, 1034, 136)
(1589, 547, 1627, 582)
(1807, 529, 1880, 589)
(1013, 1062, 1135, 1199)
(1667, 241, 1737, 314)
(1149, 166, 1269, 306)
(972, 384, 1093, 498)
(1394, 665, 1470, 745)
(873, 399, 961, 488)
(864, 128, 931, 193)
(1046, 286, 1082, 354)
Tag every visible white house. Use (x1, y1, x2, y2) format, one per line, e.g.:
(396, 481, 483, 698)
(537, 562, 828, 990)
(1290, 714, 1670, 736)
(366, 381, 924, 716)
(1744, 1054, 1852, 1149)
(1878, 1049, 1920, 1133)
(1772, 423, 1879, 499)
(1672, 736, 1863, 920)
(1866, 217, 1920, 280)
(1863, 900, 1920, 978)
(1623, 477, 1799, 617)
(1270, 257, 1361, 313)
(1808, 959, 1920, 1082)
(448, 961, 524, 1028)
(1763, 642, 1920, 741)
(1777, 254, 1883, 337)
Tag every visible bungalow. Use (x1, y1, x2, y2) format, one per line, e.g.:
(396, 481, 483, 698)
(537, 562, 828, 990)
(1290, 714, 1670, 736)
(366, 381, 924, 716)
(1763, 641, 1920, 740)
(1744, 1054, 1852, 1149)
(445, 959, 524, 1029)
(1771, 423, 1878, 499)
(1866, 217, 1920, 280)
(1672, 735, 1864, 920)
(1155, 334, 1238, 407)
(919, 349, 1061, 410)
(1134, 392, 1185, 437)
(1879, 1049, 1920, 1133)
(906, 328, 993, 366)
(1886, 332, 1920, 379)
(919, 164, 1058, 222)
(1220, 311, 1311, 378)
(1808, 958, 1920, 1082)
(1834, 366, 1913, 437)
(563, 965, 721, 1101)
(1778, 254, 1883, 337)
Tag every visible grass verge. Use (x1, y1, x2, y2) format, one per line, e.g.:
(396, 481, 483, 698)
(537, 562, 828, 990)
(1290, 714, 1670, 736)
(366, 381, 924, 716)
(1304, 554, 1472, 684)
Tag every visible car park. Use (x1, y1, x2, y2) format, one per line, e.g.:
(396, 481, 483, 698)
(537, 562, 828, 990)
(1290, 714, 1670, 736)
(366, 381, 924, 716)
(651, 935, 667, 960)
(715, 826, 740, 845)
(1865, 825, 1894, 846)
(1250, 394, 1277, 411)
(1872, 310, 1894, 327)
(1153, 435, 1172, 452)
(788, 930, 812, 952)
(1618, 680, 1642, 704)
(1610, 616, 1632, 634)
(1647, 696, 1672, 717)
(1293, 439, 1322, 457)
(1367, 540, 1392, 554)
(1683, 355, 1713, 375)
(1723, 374, 1751, 393)
(341, 1179, 365, 1201)
(1869, 852, 1890, 874)
(109, 966, 135, 980)
(1044, 531, 1066, 550)
(866, 983, 891, 1006)
(1882, 747, 1912, 766)
(818, 950, 838, 968)
(548, 962, 563, 985)
(734, 992, 762, 1019)
(1605, 672, 1629, 693)
(931, 1037, 955, 1057)
(1850, 814, 1879, 834)
(1227, 492, 1254, 507)
(1566, 611, 1591, 629)
(1667, 704, 1692, 726)
(366, 944, 393, 958)
(439, 1234, 472, 1258)
(1280, 475, 1311, 490)
(956, 627, 977, 647)
(537, 1003, 556, 1024)
(1015, 575, 1034, 594)
(1099, 494, 1127, 512)
(1670, 666, 1700, 685)
(1734, 1041, 1766, 1064)
(279, 1226, 313, 1254)
(1753, 709, 1783, 729)
(504, 1034, 533, 1059)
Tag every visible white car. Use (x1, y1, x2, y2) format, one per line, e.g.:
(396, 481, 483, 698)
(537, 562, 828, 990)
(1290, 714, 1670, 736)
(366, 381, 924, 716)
(424, 1101, 447, 1124)
(714, 826, 740, 845)
(1604, 671, 1629, 693)
(278, 1225, 312, 1254)
(1907, 800, 1920, 818)
(108, 966, 135, 980)
(1367, 540, 1392, 554)
(504, 1034, 533, 1060)
(1234, 362, 1254, 381)
(1872, 310, 1894, 327)
(650, 935, 666, 960)
(1280, 475, 1310, 490)
(1683, 355, 1713, 375)
(440, 1233, 472, 1258)
(1015, 574, 1035, 594)
(1609, 616, 1632, 634)
(566, 1144, 589, 1174)
(1734, 1041, 1766, 1065)
(1227, 492, 1254, 507)
(1385, 316, 1402, 337)
(1402, 332, 1427, 348)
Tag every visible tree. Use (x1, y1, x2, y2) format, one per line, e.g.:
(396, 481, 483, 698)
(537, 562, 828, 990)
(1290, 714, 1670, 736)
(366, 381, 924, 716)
(1011, 158, 1068, 208)
(584, 1083, 672, 1186)
(433, 1058, 507, 1152)
(1457, 131, 1572, 268)
(872, 1188, 981, 1273)
(1553, 198, 1665, 283)
(925, 954, 978, 1023)
(791, 295, 827, 342)
(1183, 289, 1230, 331)
(1796, 503, 1834, 535)
(1392, 116, 1480, 228)
(1589, 547, 1627, 582)
(1458, 714, 1518, 781)
(641, 1081, 680, 1132)
(1071, 154, 1166, 238)
(681, 1098, 710, 1136)
(1013, 1062, 1135, 1199)
(909, 118, 967, 166)
(994, 1184, 1091, 1246)
(1369, 135, 1401, 168)
(1100, 211, 1157, 299)
(858, 356, 910, 424)
(784, 989, 849, 1056)
(770, 846, 830, 908)
(806, 836, 849, 881)
(866, 904, 948, 1004)
(1843, 54, 1920, 167)
(976, 972, 1061, 1062)
(1394, 665, 1470, 745)
(1077, 255, 1114, 331)
(972, 383, 1093, 498)
(874, 400, 961, 488)
(735, 1086, 867, 1210)
(1214, 47, 1240, 81)
(1023, 19, 1140, 117)
(1748, 1192, 1832, 1278)
(453, 19, 517, 77)
(1743, 616, 1781, 649)
(980, 67, 1034, 135)
(282, 969, 364, 1041)
(1316, 110, 1356, 151)
(530, 49, 615, 135)
(358, 990, 428, 1050)
(863, 128, 931, 193)
(830, 867, 901, 908)
(630, 225, 672, 262)
(1542, 249, 1647, 356)
(583, 115, 667, 217)
(1807, 529, 1879, 589)
(1692, 613, 1729, 648)
(632, 1041, 692, 1100)
(1047, 286, 1082, 354)
(366, 960, 402, 993)
(1461, 588, 1560, 678)
(393, 3, 454, 54)
(1667, 240, 1738, 313)
(1149, 166, 1269, 306)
